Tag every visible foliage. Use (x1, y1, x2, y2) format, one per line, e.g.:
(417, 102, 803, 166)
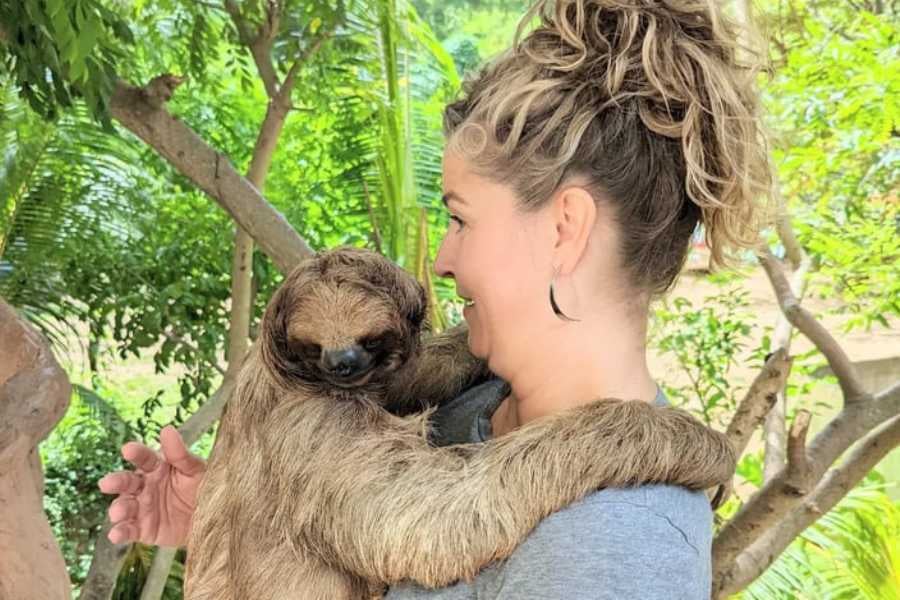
(0, 80, 237, 437)
(110, 545, 185, 600)
(0, 0, 134, 125)
(0, 81, 148, 349)
(41, 385, 132, 586)
(760, 3, 899, 332)
(264, 0, 463, 327)
(650, 279, 759, 428)
(411, 0, 528, 63)
(3, 0, 898, 597)
(6, 0, 464, 593)
(740, 475, 900, 600)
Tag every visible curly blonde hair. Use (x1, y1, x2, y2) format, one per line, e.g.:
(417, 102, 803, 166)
(444, 0, 773, 295)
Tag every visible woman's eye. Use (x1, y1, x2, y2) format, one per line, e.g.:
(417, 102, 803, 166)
(449, 215, 465, 229)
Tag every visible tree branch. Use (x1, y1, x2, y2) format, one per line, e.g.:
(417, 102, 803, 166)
(725, 348, 793, 458)
(877, 379, 900, 407)
(109, 77, 312, 275)
(362, 179, 384, 255)
(784, 410, 812, 494)
(771, 179, 804, 269)
(83, 376, 237, 600)
(716, 412, 900, 597)
(163, 332, 226, 377)
(224, 0, 280, 98)
(712, 374, 900, 590)
(763, 250, 811, 481)
(757, 247, 868, 403)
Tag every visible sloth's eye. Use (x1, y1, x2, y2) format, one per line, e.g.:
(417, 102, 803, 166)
(361, 338, 382, 352)
(291, 341, 322, 361)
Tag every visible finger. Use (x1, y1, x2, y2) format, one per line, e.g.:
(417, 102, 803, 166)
(98, 472, 144, 495)
(107, 521, 139, 545)
(159, 425, 206, 476)
(108, 496, 139, 523)
(121, 441, 161, 473)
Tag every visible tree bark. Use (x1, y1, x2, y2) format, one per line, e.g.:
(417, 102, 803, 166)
(763, 250, 812, 482)
(711, 249, 899, 597)
(137, 229, 255, 600)
(725, 348, 793, 459)
(108, 77, 313, 276)
(719, 410, 900, 596)
(0, 298, 72, 600)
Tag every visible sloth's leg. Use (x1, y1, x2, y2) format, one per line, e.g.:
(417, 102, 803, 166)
(285, 398, 735, 589)
(383, 324, 491, 416)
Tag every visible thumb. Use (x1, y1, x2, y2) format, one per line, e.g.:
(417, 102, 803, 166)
(159, 425, 206, 476)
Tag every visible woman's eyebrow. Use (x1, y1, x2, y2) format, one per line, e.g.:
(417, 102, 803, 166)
(441, 191, 467, 207)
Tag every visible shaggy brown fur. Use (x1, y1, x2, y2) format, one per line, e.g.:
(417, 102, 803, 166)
(184, 246, 735, 600)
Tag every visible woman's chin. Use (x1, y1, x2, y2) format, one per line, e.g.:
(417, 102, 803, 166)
(464, 328, 487, 360)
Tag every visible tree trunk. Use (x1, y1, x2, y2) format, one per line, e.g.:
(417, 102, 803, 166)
(0, 298, 72, 600)
(137, 231, 255, 600)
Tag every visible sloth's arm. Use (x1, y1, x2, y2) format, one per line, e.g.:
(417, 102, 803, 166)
(383, 324, 491, 416)
(297, 399, 735, 589)
(184, 400, 240, 599)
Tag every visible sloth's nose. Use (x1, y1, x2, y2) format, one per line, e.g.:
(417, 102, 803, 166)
(322, 346, 369, 378)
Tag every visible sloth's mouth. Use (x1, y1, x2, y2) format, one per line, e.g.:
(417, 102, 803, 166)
(323, 356, 404, 389)
(325, 363, 377, 388)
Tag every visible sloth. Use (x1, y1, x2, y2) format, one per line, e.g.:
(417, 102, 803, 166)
(184, 246, 735, 600)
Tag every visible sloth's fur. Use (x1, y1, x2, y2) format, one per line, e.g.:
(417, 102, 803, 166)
(184, 246, 735, 600)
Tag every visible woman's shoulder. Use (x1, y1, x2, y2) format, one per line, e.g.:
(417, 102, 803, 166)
(486, 485, 713, 598)
(553, 484, 713, 552)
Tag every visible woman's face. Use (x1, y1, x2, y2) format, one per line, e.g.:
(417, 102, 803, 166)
(434, 151, 555, 372)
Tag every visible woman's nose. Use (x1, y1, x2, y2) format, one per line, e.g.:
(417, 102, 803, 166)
(433, 236, 454, 279)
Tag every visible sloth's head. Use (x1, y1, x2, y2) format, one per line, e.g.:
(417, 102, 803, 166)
(260, 246, 427, 392)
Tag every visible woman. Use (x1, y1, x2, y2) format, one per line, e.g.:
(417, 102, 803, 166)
(99, 0, 770, 596)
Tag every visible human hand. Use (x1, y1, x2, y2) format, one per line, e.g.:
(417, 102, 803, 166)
(98, 425, 207, 547)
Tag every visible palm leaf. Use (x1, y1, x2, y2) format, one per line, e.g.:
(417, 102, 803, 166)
(740, 479, 900, 599)
(0, 79, 153, 354)
(311, 0, 459, 326)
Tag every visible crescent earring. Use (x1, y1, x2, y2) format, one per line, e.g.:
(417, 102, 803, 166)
(549, 266, 580, 322)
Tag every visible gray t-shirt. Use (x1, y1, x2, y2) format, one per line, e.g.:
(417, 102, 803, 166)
(384, 379, 713, 600)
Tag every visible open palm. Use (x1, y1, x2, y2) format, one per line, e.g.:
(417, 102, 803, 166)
(98, 425, 207, 547)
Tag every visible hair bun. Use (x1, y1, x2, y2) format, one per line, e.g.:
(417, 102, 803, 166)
(444, 0, 773, 294)
(519, 0, 772, 248)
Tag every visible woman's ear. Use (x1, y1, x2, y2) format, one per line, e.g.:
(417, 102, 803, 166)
(552, 185, 597, 275)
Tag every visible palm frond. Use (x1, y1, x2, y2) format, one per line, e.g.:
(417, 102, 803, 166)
(0, 80, 153, 354)
(306, 0, 458, 322)
(741, 478, 900, 600)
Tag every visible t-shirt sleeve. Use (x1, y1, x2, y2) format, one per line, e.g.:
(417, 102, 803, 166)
(489, 489, 712, 600)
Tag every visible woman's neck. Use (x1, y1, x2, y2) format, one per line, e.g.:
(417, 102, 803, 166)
(490, 315, 658, 437)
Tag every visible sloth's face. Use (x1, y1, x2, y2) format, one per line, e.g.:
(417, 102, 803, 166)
(263, 247, 426, 392)
(285, 315, 405, 389)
